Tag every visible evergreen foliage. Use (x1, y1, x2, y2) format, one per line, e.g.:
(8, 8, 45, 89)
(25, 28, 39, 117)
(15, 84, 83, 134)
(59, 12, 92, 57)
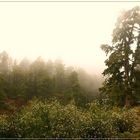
(100, 6, 140, 106)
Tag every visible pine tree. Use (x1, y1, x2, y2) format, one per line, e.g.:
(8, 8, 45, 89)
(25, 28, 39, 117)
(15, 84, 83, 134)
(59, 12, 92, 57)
(100, 6, 140, 106)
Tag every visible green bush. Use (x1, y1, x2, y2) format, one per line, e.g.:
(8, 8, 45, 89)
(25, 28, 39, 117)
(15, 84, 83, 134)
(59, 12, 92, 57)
(82, 101, 136, 138)
(82, 101, 117, 138)
(111, 107, 136, 133)
(48, 101, 80, 138)
(0, 115, 9, 137)
(16, 99, 50, 138)
(15, 99, 86, 138)
(0, 99, 137, 138)
(0, 115, 17, 137)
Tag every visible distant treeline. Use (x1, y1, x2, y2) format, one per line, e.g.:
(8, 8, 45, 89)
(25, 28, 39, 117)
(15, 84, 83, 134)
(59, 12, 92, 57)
(0, 51, 102, 110)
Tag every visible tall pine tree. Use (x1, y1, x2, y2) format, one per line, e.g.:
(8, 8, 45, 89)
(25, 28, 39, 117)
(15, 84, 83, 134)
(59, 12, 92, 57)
(100, 6, 140, 106)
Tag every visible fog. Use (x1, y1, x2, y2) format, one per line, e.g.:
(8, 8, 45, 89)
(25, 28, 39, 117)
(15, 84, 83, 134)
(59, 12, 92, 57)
(0, 2, 139, 76)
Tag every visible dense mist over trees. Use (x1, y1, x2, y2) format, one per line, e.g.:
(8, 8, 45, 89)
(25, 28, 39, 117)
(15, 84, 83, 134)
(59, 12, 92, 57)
(1, 5, 140, 139)
(0, 51, 102, 110)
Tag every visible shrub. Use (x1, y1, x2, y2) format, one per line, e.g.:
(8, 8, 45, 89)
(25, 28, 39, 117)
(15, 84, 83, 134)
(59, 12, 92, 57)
(46, 99, 88, 138)
(16, 99, 50, 138)
(0, 115, 9, 137)
(111, 107, 136, 134)
(0, 99, 137, 138)
(82, 101, 136, 138)
(0, 115, 17, 137)
(82, 101, 117, 138)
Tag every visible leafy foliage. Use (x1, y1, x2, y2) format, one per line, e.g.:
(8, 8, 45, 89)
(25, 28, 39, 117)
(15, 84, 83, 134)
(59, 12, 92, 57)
(0, 99, 136, 138)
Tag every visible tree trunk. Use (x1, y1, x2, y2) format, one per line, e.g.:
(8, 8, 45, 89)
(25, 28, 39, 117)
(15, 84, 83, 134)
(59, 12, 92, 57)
(124, 88, 130, 107)
(124, 45, 130, 107)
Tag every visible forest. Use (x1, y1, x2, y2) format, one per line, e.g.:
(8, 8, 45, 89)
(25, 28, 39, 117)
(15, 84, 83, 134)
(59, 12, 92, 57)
(1, 6, 140, 138)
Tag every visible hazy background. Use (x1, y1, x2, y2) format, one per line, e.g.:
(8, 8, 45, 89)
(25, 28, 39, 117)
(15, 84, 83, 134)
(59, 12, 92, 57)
(0, 2, 139, 75)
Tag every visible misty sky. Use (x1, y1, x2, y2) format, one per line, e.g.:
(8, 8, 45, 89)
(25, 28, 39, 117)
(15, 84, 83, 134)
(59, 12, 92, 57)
(0, 2, 139, 75)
